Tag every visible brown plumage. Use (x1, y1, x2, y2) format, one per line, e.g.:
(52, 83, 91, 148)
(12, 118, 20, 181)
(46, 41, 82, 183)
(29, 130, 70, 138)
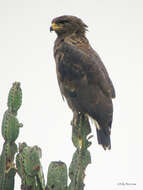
(50, 15, 115, 150)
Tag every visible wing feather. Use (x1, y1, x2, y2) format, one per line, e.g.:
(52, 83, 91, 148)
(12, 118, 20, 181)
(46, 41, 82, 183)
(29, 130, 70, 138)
(56, 42, 115, 98)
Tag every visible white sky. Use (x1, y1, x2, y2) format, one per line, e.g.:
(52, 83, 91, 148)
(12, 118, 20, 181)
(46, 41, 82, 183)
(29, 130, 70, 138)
(0, 0, 143, 189)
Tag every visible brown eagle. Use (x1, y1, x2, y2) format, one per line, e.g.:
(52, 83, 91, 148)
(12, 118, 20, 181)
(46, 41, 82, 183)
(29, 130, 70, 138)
(50, 15, 115, 150)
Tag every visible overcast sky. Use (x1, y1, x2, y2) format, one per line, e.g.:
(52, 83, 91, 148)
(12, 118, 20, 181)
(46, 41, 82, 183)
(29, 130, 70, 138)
(0, 0, 143, 189)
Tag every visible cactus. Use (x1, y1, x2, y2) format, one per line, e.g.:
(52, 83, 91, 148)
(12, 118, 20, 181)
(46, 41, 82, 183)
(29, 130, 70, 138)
(7, 82, 22, 115)
(0, 82, 93, 189)
(2, 110, 23, 143)
(0, 82, 22, 190)
(0, 142, 17, 190)
(68, 113, 92, 190)
(46, 161, 67, 190)
(16, 143, 45, 190)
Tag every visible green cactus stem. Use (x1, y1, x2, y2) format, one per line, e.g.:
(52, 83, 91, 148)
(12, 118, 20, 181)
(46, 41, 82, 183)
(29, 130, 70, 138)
(7, 82, 22, 115)
(68, 113, 92, 190)
(2, 110, 23, 143)
(0, 142, 17, 190)
(16, 143, 45, 190)
(0, 82, 23, 190)
(46, 161, 68, 190)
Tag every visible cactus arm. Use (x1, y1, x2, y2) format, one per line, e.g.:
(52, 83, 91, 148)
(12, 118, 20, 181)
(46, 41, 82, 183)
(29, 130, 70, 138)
(7, 82, 22, 115)
(68, 113, 92, 190)
(16, 143, 45, 190)
(2, 110, 23, 143)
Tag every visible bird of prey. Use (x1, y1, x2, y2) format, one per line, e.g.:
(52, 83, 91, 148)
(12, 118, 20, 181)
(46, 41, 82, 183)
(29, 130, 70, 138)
(50, 15, 115, 150)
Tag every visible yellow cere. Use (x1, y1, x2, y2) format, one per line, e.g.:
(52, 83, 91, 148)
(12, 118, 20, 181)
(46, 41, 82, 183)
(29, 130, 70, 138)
(52, 23, 62, 30)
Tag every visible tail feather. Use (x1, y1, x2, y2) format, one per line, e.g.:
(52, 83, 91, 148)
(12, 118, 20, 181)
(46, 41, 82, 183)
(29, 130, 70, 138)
(96, 127, 111, 150)
(86, 99, 113, 150)
(88, 114, 112, 150)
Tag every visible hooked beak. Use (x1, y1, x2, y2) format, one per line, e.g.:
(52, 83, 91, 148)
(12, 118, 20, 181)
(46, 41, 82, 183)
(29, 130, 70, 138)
(50, 23, 62, 32)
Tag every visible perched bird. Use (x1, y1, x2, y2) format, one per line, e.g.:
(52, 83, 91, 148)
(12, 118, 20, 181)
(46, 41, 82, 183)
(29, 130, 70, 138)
(50, 15, 115, 150)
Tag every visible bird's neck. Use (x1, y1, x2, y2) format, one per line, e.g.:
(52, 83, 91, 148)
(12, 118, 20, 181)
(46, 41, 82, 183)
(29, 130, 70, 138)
(54, 33, 93, 58)
(56, 33, 89, 47)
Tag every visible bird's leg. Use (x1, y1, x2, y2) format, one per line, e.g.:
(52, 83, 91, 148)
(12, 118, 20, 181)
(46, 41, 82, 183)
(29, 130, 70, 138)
(71, 111, 79, 127)
(71, 111, 85, 126)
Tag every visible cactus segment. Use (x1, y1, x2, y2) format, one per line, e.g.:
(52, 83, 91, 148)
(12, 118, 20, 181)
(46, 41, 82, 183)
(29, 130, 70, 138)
(68, 113, 92, 190)
(2, 110, 22, 143)
(22, 145, 41, 176)
(72, 113, 92, 149)
(4, 142, 17, 173)
(16, 143, 45, 190)
(0, 142, 17, 190)
(46, 161, 68, 190)
(7, 82, 22, 115)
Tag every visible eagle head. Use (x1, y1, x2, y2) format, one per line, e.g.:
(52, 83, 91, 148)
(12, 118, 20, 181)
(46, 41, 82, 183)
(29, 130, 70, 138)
(50, 15, 88, 36)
